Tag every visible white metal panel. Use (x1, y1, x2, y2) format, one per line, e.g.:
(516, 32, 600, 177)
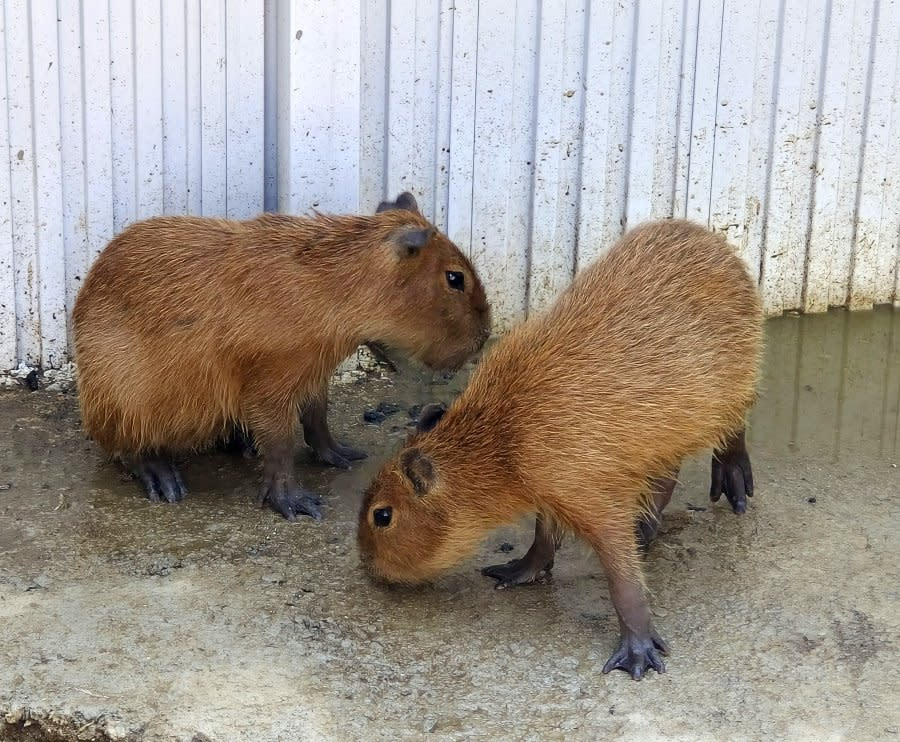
(3, 1, 900, 370)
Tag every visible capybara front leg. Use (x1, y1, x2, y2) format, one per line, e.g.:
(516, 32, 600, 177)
(710, 427, 754, 514)
(588, 526, 668, 680)
(300, 385, 367, 470)
(482, 514, 562, 588)
(637, 469, 680, 552)
(130, 454, 188, 504)
(257, 438, 322, 521)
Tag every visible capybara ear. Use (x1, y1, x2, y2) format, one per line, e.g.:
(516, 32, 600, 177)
(400, 447, 435, 495)
(416, 403, 447, 434)
(391, 226, 434, 258)
(376, 191, 421, 214)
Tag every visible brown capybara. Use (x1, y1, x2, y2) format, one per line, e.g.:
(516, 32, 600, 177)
(357, 218, 763, 679)
(73, 192, 491, 520)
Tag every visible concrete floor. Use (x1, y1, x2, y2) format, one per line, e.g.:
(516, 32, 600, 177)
(1, 308, 898, 741)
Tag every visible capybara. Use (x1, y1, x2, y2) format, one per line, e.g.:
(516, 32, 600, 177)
(357, 219, 763, 679)
(73, 192, 491, 520)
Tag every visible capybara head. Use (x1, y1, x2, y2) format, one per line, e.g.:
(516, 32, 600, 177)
(357, 404, 483, 584)
(371, 193, 491, 370)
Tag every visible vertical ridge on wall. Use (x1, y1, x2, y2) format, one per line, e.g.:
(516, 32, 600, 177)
(526, 0, 584, 316)
(467, 0, 538, 329)
(684, 0, 723, 227)
(432, 0, 455, 231)
(359, 0, 389, 212)
(134, 1, 164, 220)
(225, 0, 265, 219)
(445, 0, 478, 260)
(5, 0, 41, 365)
(109, 0, 137, 233)
(200, 0, 227, 215)
(58, 1, 88, 353)
(31, 0, 66, 368)
(0, 1, 16, 367)
(162, 0, 189, 215)
(80, 2, 114, 268)
(576, 0, 634, 269)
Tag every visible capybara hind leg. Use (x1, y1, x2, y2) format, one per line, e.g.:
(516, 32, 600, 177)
(710, 428, 753, 514)
(257, 439, 323, 521)
(482, 514, 562, 588)
(637, 470, 680, 552)
(587, 525, 668, 680)
(300, 385, 367, 470)
(131, 455, 188, 504)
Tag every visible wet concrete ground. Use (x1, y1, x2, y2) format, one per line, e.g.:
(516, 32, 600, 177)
(1, 308, 898, 741)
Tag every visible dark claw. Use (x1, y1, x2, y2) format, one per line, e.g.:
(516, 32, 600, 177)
(334, 442, 367, 462)
(601, 631, 669, 680)
(313, 442, 367, 470)
(314, 448, 352, 470)
(481, 558, 552, 589)
(133, 457, 188, 503)
(259, 478, 323, 521)
(710, 433, 754, 514)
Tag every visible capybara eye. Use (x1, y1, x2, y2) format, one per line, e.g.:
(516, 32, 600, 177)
(446, 271, 464, 291)
(373, 507, 393, 528)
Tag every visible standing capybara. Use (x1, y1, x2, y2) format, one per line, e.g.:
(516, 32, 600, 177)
(357, 219, 763, 679)
(73, 193, 491, 520)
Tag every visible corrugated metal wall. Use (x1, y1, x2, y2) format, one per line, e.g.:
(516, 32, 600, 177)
(2, 1, 899, 369)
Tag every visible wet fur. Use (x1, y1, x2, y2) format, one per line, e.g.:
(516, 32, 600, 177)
(358, 219, 763, 584)
(73, 208, 490, 459)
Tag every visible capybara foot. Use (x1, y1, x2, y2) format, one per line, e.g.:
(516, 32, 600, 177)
(132, 456, 187, 503)
(710, 429, 753, 514)
(481, 556, 553, 588)
(259, 474, 322, 521)
(313, 442, 368, 470)
(601, 629, 669, 680)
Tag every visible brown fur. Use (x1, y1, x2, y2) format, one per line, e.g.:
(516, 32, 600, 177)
(358, 219, 763, 585)
(73, 207, 490, 459)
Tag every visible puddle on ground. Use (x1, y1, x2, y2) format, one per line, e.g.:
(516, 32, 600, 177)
(750, 306, 900, 462)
